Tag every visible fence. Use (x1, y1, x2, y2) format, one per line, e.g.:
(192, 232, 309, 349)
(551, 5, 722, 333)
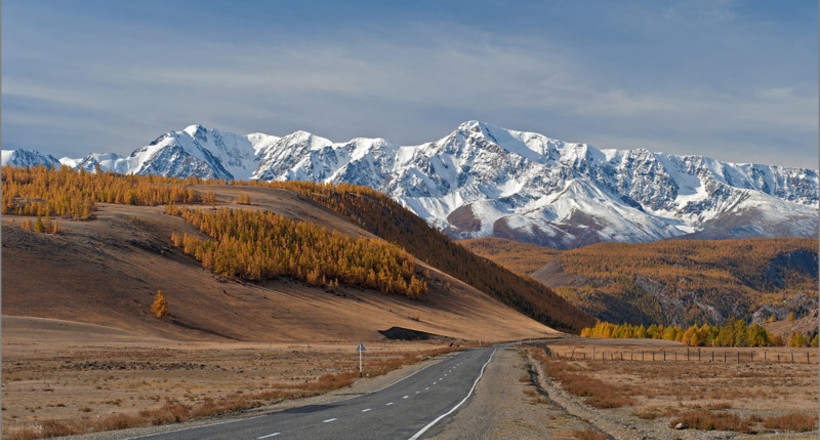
(540, 345, 818, 365)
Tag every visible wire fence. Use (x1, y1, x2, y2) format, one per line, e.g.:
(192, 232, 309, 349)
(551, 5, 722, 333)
(541, 345, 819, 365)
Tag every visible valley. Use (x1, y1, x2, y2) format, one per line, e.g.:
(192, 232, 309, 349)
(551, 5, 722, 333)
(462, 237, 819, 328)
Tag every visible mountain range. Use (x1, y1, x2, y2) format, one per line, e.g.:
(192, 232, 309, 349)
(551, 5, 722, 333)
(3, 121, 817, 249)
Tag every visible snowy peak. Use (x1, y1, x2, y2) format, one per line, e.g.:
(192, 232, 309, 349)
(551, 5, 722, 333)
(1, 149, 61, 169)
(3, 121, 817, 248)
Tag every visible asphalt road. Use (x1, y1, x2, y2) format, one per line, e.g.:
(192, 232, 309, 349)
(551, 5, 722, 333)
(123, 346, 498, 440)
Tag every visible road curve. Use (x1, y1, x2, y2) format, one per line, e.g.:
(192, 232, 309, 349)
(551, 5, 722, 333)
(122, 346, 498, 440)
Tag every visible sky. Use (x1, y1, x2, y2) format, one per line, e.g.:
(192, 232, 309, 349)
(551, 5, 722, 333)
(2, 0, 817, 168)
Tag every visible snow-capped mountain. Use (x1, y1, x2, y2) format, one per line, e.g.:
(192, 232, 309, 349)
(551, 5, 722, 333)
(1, 149, 62, 169)
(4, 121, 817, 248)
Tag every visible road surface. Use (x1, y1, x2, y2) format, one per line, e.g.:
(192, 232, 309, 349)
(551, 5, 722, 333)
(123, 346, 497, 440)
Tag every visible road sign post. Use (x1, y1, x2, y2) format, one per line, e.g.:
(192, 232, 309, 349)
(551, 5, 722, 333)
(356, 342, 366, 377)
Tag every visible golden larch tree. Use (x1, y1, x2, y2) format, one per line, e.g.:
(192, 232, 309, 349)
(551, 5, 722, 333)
(151, 290, 169, 319)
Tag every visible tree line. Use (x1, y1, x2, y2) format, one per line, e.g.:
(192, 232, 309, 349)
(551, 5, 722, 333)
(166, 205, 428, 298)
(1, 164, 208, 219)
(581, 320, 818, 347)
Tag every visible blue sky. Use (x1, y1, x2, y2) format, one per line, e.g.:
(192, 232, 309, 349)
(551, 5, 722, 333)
(2, 0, 817, 167)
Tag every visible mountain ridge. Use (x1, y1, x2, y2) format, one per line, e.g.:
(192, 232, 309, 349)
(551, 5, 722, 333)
(3, 121, 817, 249)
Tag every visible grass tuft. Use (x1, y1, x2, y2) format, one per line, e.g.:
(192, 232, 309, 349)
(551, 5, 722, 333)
(762, 413, 818, 432)
(572, 428, 607, 440)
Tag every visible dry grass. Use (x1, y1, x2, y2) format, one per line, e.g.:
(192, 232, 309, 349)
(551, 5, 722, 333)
(538, 342, 818, 414)
(572, 428, 607, 440)
(526, 346, 635, 409)
(529, 341, 818, 435)
(633, 407, 676, 420)
(763, 413, 819, 432)
(670, 410, 757, 433)
(670, 410, 818, 434)
(1, 342, 460, 440)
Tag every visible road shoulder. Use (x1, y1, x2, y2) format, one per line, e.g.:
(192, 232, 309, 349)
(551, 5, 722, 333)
(427, 345, 600, 439)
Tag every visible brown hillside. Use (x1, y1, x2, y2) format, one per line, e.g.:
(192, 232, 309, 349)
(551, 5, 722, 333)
(459, 237, 560, 276)
(461, 237, 818, 327)
(262, 182, 593, 332)
(2, 186, 560, 343)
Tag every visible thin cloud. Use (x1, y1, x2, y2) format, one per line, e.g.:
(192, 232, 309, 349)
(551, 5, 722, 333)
(1, 1, 816, 168)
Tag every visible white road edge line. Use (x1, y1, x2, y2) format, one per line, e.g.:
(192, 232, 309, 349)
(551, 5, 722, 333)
(323, 418, 337, 423)
(257, 433, 280, 439)
(407, 348, 497, 440)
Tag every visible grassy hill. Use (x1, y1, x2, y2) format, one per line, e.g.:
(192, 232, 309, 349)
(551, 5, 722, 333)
(461, 237, 818, 326)
(1, 165, 591, 340)
(247, 181, 593, 332)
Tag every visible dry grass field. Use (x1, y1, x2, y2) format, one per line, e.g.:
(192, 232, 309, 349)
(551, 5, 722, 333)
(1, 317, 468, 440)
(529, 340, 818, 437)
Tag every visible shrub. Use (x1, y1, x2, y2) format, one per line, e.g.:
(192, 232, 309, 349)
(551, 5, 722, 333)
(763, 413, 818, 432)
(670, 410, 755, 433)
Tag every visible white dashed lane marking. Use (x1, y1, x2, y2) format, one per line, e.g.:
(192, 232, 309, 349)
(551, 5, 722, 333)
(323, 418, 337, 423)
(361, 408, 372, 412)
(386, 402, 394, 406)
(258, 433, 280, 439)
(403, 395, 409, 399)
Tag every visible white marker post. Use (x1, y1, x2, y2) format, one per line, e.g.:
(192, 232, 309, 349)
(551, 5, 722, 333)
(356, 342, 366, 377)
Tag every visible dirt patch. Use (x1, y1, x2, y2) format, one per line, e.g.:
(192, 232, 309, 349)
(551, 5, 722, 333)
(446, 204, 482, 232)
